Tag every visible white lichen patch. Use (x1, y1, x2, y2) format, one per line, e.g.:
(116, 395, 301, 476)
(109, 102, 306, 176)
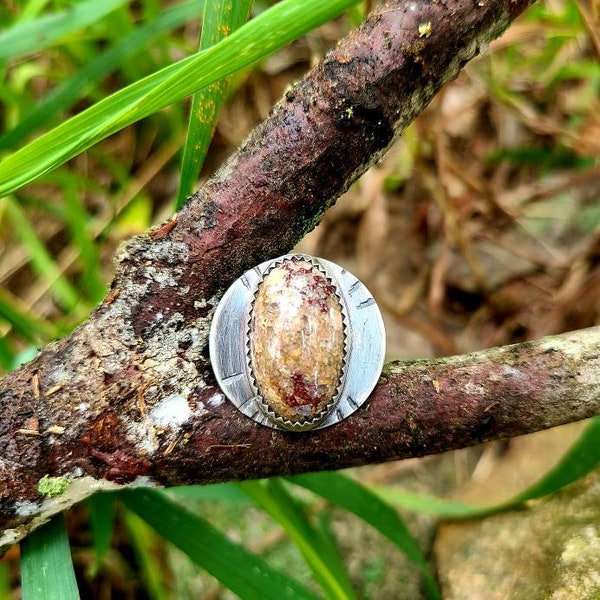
(119, 299, 219, 452)
(539, 327, 600, 391)
(560, 527, 600, 564)
(464, 381, 487, 397)
(125, 419, 159, 455)
(539, 327, 600, 358)
(0, 529, 20, 549)
(46, 362, 70, 388)
(87, 235, 219, 455)
(206, 392, 225, 407)
(485, 365, 518, 384)
(151, 270, 178, 288)
(501, 365, 524, 378)
(151, 393, 193, 428)
(15, 500, 40, 517)
(139, 239, 189, 264)
(1, 475, 161, 553)
(127, 475, 158, 488)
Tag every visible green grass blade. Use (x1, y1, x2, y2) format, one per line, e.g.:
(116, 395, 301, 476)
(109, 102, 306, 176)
(0, 0, 129, 62)
(0, 286, 56, 342)
(373, 488, 488, 519)
(119, 488, 322, 600)
(0, 1, 202, 151)
(4, 196, 80, 311)
(508, 416, 600, 504)
(88, 492, 117, 576)
(239, 479, 356, 600)
(122, 510, 170, 600)
(0, 336, 15, 372)
(0, 345, 39, 373)
(20, 513, 80, 600)
(60, 177, 105, 303)
(289, 472, 441, 600)
(377, 416, 600, 520)
(9, 0, 50, 24)
(0, 561, 9, 599)
(166, 482, 251, 503)
(0, 0, 361, 197)
(176, 0, 253, 208)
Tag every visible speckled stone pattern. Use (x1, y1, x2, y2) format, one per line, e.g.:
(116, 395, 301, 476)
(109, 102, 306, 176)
(250, 258, 345, 424)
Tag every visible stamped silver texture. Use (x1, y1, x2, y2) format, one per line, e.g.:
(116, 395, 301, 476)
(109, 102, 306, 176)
(209, 254, 386, 431)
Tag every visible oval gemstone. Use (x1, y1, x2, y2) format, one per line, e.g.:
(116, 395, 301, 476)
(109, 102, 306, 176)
(250, 259, 345, 425)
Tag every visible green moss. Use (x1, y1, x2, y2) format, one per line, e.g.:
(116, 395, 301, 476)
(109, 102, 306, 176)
(37, 475, 69, 498)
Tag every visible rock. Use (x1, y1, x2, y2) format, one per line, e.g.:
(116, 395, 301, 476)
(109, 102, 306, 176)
(250, 258, 345, 425)
(435, 423, 600, 600)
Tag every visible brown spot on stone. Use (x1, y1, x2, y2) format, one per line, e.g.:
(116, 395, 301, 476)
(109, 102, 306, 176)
(250, 258, 345, 424)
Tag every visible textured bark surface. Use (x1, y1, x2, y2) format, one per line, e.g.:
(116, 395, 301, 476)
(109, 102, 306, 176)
(1, 0, 577, 552)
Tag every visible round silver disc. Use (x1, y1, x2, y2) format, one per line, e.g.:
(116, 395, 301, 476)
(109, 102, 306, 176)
(209, 254, 385, 431)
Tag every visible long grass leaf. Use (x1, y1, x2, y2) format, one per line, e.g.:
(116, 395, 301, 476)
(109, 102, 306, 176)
(373, 488, 487, 519)
(20, 514, 80, 600)
(176, 0, 253, 208)
(4, 196, 80, 311)
(377, 416, 600, 520)
(240, 479, 356, 600)
(0, 0, 129, 62)
(88, 492, 117, 576)
(123, 510, 170, 600)
(508, 416, 600, 504)
(0, 286, 56, 342)
(0, 337, 15, 372)
(0, 562, 9, 599)
(289, 472, 441, 600)
(166, 482, 251, 503)
(120, 488, 321, 600)
(59, 177, 105, 302)
(0, 0, 361, 197)
(0, 1, 202, 151)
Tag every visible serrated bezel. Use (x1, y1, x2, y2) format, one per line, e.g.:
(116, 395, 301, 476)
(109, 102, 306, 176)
(209, 253, 385, 432)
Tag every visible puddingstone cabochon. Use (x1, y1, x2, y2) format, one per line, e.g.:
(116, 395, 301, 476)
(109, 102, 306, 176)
(250, 259, 345, 424)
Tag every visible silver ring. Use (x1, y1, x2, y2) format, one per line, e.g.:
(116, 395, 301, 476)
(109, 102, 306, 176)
(209, 254, 385, 431)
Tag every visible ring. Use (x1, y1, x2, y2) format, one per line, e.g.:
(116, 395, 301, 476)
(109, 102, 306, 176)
(209, 254, 385, 431)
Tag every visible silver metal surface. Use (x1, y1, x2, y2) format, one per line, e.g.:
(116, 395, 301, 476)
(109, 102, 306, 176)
(209, 254, 386, 431)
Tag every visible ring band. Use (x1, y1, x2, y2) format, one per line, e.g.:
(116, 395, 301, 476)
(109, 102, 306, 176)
(209, 254, 385, 431)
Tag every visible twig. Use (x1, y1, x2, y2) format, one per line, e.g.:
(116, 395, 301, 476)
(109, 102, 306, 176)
(0, 0, 554, 551)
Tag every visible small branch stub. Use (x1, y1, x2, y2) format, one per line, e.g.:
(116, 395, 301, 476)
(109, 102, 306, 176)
(209, 254, 386, 431)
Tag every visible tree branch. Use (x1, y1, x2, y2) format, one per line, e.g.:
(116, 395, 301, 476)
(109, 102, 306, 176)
(0, 0, 570, 552)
